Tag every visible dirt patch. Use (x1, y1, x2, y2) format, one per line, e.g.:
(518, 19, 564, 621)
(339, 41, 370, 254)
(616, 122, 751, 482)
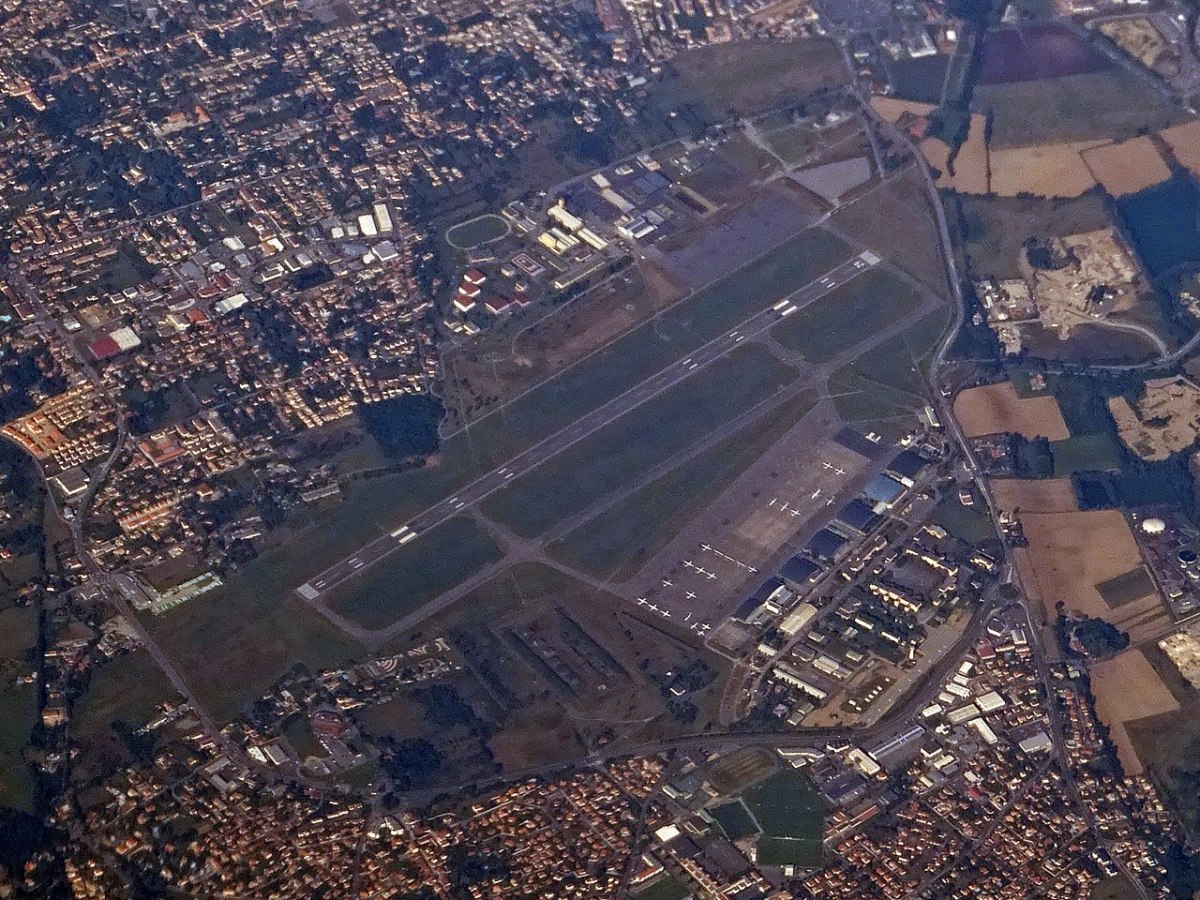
(1161, 120, 1200, 180)
(1108, 376, 1200, 462)
(871, 97, 936, 124)
(954, 381, 1070, 440)
(1080, 137, 1171, 197)
(948, 114, 989, 194)
(989, 477, 1079, 514)
(1089, 649, 1179, 777)
(989, 142, 1101, 198)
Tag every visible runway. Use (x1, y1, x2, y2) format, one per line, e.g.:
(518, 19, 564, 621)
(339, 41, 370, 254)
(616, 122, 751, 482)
(296, 250, 880, 604)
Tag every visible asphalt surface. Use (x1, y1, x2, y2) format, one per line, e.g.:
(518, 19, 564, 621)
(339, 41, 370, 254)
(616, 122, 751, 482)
(297, 250, 881, 603)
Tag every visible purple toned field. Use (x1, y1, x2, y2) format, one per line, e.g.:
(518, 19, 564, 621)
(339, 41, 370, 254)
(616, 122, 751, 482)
(979, 24, 1112, 85)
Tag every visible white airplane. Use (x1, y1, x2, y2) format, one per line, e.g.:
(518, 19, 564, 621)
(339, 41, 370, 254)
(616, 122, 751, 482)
(706, 572, 717, 581)
(791, 508, 803, 517)
(683, 560, 695, 569)
(648, 603, 659, 613)
(780, 502, 790, 512)
(686, 591, 697, 600)
(768, 498, 777, 507)
(684, 612, 692, 622)
(661, 609, 671, 618)
(637, 597, 648, 606)
(822, 462, 833, 470)
(812, 489, 822, 499)
(662, 578, 673, 587)
(835, 467, 846, 476)
(700, 543, 712, 551)
(699, 623, 712, 633)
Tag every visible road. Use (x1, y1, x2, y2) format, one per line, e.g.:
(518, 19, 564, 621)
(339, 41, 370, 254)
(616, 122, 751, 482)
(297, 250, 882, 604)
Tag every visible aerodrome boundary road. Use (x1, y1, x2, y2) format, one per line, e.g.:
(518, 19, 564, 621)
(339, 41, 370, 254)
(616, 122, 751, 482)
(296, 250, 880, 605)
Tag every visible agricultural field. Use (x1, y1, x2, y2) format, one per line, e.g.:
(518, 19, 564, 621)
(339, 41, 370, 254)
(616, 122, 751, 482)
(954, 381, 1070, 441)
(1013, 507, 1163, 631)
(1079, 137, 1171, 197)
(989, 477, 1081, 514)
(976, 69, 1185, 149)
(1090, 649, 1180, 777)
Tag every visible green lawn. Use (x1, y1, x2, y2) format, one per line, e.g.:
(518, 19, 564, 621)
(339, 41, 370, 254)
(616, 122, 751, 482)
(742, 769, 824, 840)
(632, 876, 693, 900)
(933, 498, 998, 546)
(445, 214, 509, 249)
(712, 799, 760, 841)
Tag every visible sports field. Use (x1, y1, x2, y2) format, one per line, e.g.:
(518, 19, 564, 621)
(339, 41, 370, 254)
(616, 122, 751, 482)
(742, 768, 825, 867)
(445, 214, 509, 249)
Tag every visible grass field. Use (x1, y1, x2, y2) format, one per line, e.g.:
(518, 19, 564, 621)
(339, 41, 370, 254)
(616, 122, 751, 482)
(632, 876, 692, 900)
(757, 835, 824, 868)
(483, 344, 797, 537)
(549, 391, 817, 579)
(933, 497, 998, 545)
(956, 192, 1112, 280)
(73, 651, 176, 784)
(329, 517, 503, 630)
(712, 799, 760, 840)
(743, 769, 824, 838)
(976, 69, 1185, 149)
(0, 681, 36, 811)
(1050, 432, 1124, 476)
(445, 214, 509, 249)
(149, 575, 363, 722)
(645, 40, 846, 128)
(771, 268, 926, 362)
(829, 307, 950, 441)
(0, 602, 40, 810)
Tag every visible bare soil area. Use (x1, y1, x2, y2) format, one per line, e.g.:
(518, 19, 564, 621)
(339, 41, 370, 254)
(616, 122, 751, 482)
(1089, 648, 1179, 777)
(954, 381, 1070, 440)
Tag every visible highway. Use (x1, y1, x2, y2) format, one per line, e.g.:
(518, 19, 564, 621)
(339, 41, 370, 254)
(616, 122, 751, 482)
(297, 250, 881, 603)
